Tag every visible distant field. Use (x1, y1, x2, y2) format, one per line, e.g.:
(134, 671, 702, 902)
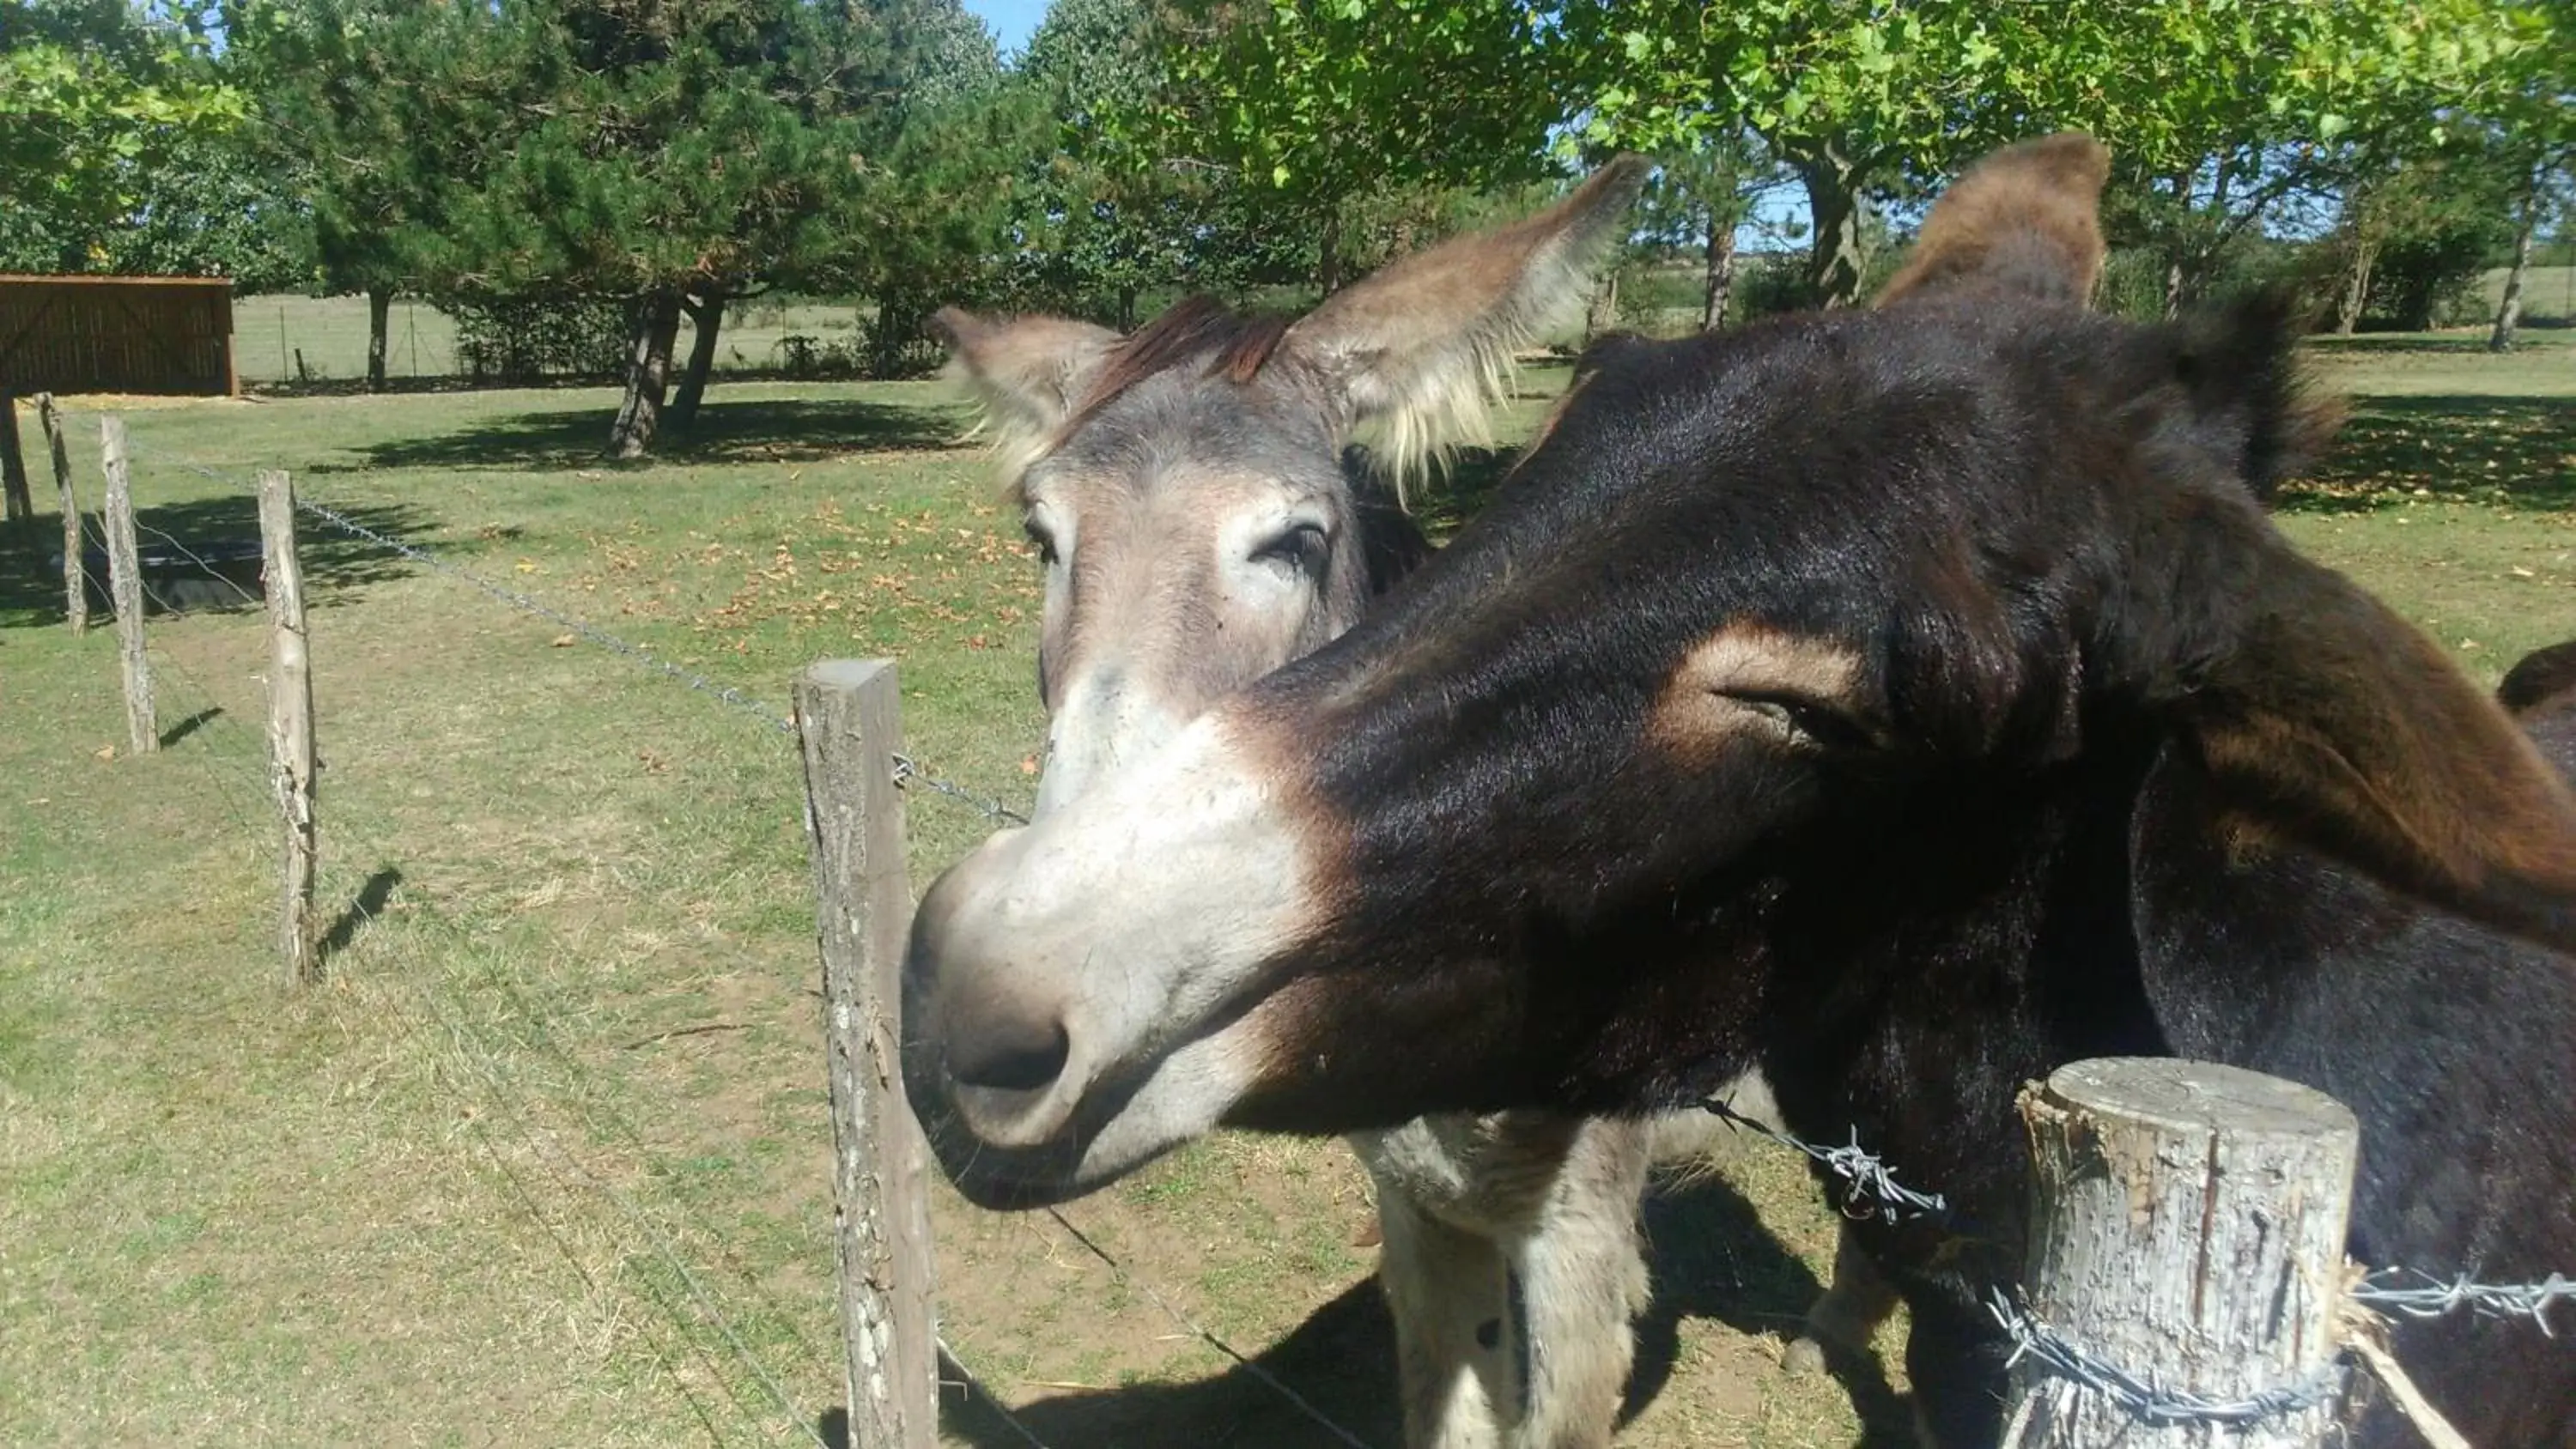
(233, 294, 892, 386)
(2482, 264, 2576, 325)
(235, 263, 2569, 389)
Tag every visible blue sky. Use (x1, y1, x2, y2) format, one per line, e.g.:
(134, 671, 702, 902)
(965, 0, 1048, 57)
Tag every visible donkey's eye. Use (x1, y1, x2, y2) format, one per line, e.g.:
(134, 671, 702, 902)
(1251, 523, 1328, 576)
(1023, 518, 1060, 567)
(1727, 691, 1873, 751)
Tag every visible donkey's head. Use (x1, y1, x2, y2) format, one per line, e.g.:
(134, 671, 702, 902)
(934, 159, 1643, 815)
(901, 134, 2576, 1210)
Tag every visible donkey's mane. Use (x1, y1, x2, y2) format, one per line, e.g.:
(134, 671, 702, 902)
(1061, 295, 1293, 439)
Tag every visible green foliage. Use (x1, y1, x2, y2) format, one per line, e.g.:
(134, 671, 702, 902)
(1117, 0, 1564, 288)
(449, 294, 632, 384)
(0, 1, 253, 275)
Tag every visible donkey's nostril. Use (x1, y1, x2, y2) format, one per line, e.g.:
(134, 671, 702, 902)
(951, 1014, 1072, 1096)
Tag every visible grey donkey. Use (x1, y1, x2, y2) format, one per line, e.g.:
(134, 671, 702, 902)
(932, 160, 1893, 1447)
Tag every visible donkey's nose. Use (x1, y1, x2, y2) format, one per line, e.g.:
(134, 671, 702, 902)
(907, 834, 1093, 1149)
(947, 1001, 1074, 1137)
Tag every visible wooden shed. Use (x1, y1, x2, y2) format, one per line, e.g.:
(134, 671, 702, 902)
(0, 275, 237, 397)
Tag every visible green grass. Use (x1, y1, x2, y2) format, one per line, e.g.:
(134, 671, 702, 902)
(3, 330, 2569, 1447)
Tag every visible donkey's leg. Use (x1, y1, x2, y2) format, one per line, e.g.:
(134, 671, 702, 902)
(1507, 1118, 1654, 1449)
(1370, 1165, 1517, 1449)
(1781, 1222, 1903, 1375)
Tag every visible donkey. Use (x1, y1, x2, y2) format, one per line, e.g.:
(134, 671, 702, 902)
(928, 166, 1884, 1448)
(899, 132, 2576, 1447)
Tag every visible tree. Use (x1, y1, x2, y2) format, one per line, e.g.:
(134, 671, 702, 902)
(1119, 0, 1562, 294)
(0, 1, 250, 276)
(227, 0, 483, 391)
(1554, 0, 2523, 307)
(409, 0, 998, 457)
(2470, 1, 2576, 349)
(1624, 132, 1777, 330)
(1012, 0, 1273, 325)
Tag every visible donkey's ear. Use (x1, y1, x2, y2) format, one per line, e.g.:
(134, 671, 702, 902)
(1875, 133, 2110, 310)
(932, 307, 1121, 469)
(1285, 156, 1649, 483)
(2159, 537, 2576, 953)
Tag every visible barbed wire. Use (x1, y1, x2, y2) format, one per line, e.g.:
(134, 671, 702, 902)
(67, 641, 775, 1445)
(2352, 1270, 2576, 1334)
(938, 1337, 1057, 1449)
(890, 752, 1030, 827)
(1698, 1092, 1952, 1225)
(1989, 1289, 2348, 1429)
(112, 438, 2576, 1440)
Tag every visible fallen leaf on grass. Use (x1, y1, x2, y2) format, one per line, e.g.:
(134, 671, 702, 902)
(94, 744, 115, 761)
(552, 634, 576, 647)
(2510, 567, 2536, 579)
(1019, 755, 1038, 775)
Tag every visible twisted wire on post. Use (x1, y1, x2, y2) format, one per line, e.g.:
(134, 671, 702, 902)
(1988, 1289, 2347, 1429)
(2350, 1270, 2576, 1334)
(1697, 1093, 1951, 1224)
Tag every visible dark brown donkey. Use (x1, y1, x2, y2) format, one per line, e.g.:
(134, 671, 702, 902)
(930, 167, 1882, 1448)
(901, 133, 2576, 1447)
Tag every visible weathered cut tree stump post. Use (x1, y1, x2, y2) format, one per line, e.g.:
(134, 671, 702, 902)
(99, 416, 156, 755)
(2004, 1058, 2358, 1447)
(259, 470, 319, 985)
(1, 394, 31, 525)
(38, 395, 84, 634)
(795, 659, 937, 1449)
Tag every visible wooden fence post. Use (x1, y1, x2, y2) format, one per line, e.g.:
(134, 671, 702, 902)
(259, 470, 319, 986)
(2005, 1058, 2359, 1447)
(1, 393, 30, 525)
(100, 417, 156, 755)
(794, 660, 938, 1449)
(39, 395, 84, 634)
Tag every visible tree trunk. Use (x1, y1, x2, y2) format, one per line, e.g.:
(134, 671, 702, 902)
(2490, 190, 2537, 353)
(2334, 233, 2377, 336)
(668, 292, 725, 432)
(1701, 212, 1739, 330)
(2162, 168, 2195, 321)
(1797, 142, 1868, 309)
(609, 291, 683, 460)
(1583, 271, 1619, 343)
(1318, 201, 1346, 295)
(365, 286, 392, 393)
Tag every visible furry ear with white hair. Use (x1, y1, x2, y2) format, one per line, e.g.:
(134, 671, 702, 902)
(1285, 155, 1649, 494)
(929, 307, 1121, 480)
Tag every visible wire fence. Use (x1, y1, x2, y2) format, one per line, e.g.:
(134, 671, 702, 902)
(77, 442, 1384, 1449)
(57, 430, 2576, 1448)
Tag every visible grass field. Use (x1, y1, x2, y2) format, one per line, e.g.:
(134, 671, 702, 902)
(232, 295, 909, 387)
(3, 330, 2570, 1447)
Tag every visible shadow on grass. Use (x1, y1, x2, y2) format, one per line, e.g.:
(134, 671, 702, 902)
(921, 1168, 1910, 1449)
(1630, 1174, 1914, 1446)
(317, 866, 404, 970)
(927, 1279, 1400, 1448)
(321, 397, 963, 475)
(0, 494, 430, 629)
(2279, 395, 2575, 514)
(158, 706, 223, 749)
